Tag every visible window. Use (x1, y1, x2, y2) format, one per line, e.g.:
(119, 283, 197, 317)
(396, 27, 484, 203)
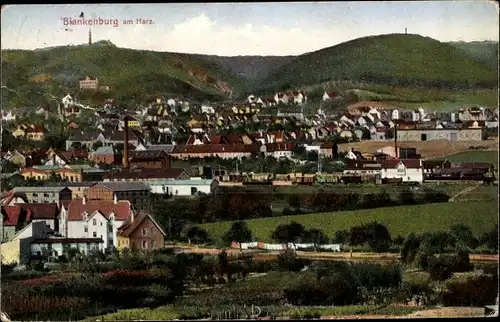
(150, 228, 156, 236)
(142, 228, 147, 236)
(100, 222, 103, 226)
(93, 219, 97, 226)
(84, 226, 88, 233)
(151, 240, 156, 249)
(93, 231, 97, 237)
(142, 240, 148, 249)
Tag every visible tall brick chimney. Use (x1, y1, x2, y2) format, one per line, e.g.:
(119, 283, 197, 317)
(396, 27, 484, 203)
(394, 124, 399, 159)
(123, 116, 130, 169)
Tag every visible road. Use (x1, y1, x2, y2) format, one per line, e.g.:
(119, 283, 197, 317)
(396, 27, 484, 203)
(166, 245, 499, 263)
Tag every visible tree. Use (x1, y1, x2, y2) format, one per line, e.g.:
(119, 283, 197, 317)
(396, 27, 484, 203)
(301, 228, 329, 251)
(185, 226, 211, 245)
(401, 233, 421, 265)
(222, 221, 253, 250)
(449, 224, 479, 250)
(364, 222, 392, 252)
(393, 235, 405, 253)
(480, 224, 498, 251)
(332, 230, 349, 244)
(271, 221, 305, 248)
(288, 194, 301, 210)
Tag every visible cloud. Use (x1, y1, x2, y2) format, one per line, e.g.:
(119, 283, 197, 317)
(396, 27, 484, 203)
(126, 14, 346, 56)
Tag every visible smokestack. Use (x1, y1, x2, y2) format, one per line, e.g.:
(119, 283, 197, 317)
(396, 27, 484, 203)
(394, 125, 399, 159)
(123, 116, 130, 169)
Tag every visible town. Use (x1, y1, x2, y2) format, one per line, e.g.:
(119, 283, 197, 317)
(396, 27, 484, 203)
(1, 3, 498, 321)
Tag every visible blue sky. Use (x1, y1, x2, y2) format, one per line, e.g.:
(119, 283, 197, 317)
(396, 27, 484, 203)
(1, 2, 498, 55)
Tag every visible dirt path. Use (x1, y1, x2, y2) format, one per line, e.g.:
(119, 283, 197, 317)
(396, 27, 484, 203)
(167, 246, 499, 262)
(449, 183, 482, 202)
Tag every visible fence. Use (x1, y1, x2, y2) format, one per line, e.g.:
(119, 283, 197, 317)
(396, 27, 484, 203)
(231, 242, 343, 252)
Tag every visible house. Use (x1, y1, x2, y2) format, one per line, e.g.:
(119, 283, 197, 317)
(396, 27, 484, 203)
(371, 127, 387, 140)
(44, 149, 69, 166)
(0, 221, 53, 265)
(62, 94, 74, 108)
(103, 168, 190, 182)
(422, 160, 452, 179)
(323, 92, 338, 101)
(12, 125, 28, 138)
(343, 160, 382, 175)
(391, 109, 400, 120)
(1, 110, 17, 122)
(25, 125, 45, 141)
(121, 116, 140, 129)
(12, 186, 72, 204)
(58, 198, 133, 251)
(19, 203, 59, 231)
(46, 182, 95, 199)
(79, 76, 99, 90)
(381, 159, 423, 183)
(89, 146, 119, 165)
(128, 150, 172, 169)
(117, 212, 166, 251)
(459, 107, 487, 122)
(396, 128, 483, 141)
(2, 150, 27, 167)
(1, 205, 30, 241)
(86, 182, 151, 212)
(260, 143, 294, 160)
(31, 237, 104, 259)
(147, 179, 218, 196)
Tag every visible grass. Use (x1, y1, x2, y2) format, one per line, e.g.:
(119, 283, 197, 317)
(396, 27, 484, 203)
(260, 34, 497, 93)
(83, 306, 179, 321)
(454, 185, 499, 201)
(201, 200, 498, 242)
(438, 151, 499, 168)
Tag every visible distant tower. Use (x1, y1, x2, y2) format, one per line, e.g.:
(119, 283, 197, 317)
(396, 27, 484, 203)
(88, 27, 92, 46)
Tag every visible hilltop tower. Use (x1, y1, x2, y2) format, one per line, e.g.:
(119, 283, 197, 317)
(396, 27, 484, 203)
(88, 27, 92, 46)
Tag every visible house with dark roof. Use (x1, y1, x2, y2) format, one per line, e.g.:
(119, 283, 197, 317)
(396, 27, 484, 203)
(117, 212, 166, 251)
(89, 145, 119, 165)
(128, 150, 172, 169)
(19, 203, 60, 231)
(86, 182, 151, 212)
(103, 168, 189, 182)
(58, 198, 134, 250)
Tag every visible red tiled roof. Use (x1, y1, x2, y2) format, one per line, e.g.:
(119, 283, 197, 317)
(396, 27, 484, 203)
(19, 203, 58, 220)
(1, 205, 31, 226)
(66, 199, 132, 221)
(172, 144, 260, 154)
(118, 212, 166, 237)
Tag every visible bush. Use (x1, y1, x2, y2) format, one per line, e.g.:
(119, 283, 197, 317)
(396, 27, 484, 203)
(277, 249, 310, 272)
(441, 273, 498, 306)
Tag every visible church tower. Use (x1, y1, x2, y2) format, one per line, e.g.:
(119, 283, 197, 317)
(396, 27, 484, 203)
(88, 27, 92, 46)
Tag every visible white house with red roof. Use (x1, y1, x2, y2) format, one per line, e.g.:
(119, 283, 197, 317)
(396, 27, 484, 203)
(381, 159, 423, 183)
(58, 197, 134, 251)
(323, 91, 338, 101)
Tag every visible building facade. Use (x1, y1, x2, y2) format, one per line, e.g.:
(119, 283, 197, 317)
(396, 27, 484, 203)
(396, 128, 483, 141)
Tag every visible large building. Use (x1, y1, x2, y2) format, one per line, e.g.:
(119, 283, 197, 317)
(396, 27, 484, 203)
(85, 182, 151, 212)
(79, 76, 99, 90)
(396, 128, 483, 142)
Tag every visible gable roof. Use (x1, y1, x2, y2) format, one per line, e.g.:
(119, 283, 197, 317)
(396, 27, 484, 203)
(104, 168, 187, 180)
(118, 212, 166, 237)
(92, 181, 151, 192)
(381, 159, 422, 169)
(1, 205, 31, 226)
(66, 199, 132, 221)
(19, 203, 59, 220)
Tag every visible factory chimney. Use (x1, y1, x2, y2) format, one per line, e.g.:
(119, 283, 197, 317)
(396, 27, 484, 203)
(394, 124, 399, 159)
(123, 116, 130, 169)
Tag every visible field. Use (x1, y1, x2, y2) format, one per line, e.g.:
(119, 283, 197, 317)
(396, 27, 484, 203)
(338, 138, 499, 159)
(438, 151, 498, 168)
(201, 200, 498, 242)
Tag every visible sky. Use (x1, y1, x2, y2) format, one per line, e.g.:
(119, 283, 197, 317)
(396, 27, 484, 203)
(1, 2, 499, 56)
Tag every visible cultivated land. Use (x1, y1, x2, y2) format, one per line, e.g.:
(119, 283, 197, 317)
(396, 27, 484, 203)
(338, 138, 499, 159)
(201, 200, 498, 243)
(438, 150, 499, 168)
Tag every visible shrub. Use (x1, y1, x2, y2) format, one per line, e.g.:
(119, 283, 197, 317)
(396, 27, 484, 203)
(441, 273, 498, 306)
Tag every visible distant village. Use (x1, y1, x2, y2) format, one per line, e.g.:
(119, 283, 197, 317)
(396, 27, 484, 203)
(0, 76, 498, 265)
